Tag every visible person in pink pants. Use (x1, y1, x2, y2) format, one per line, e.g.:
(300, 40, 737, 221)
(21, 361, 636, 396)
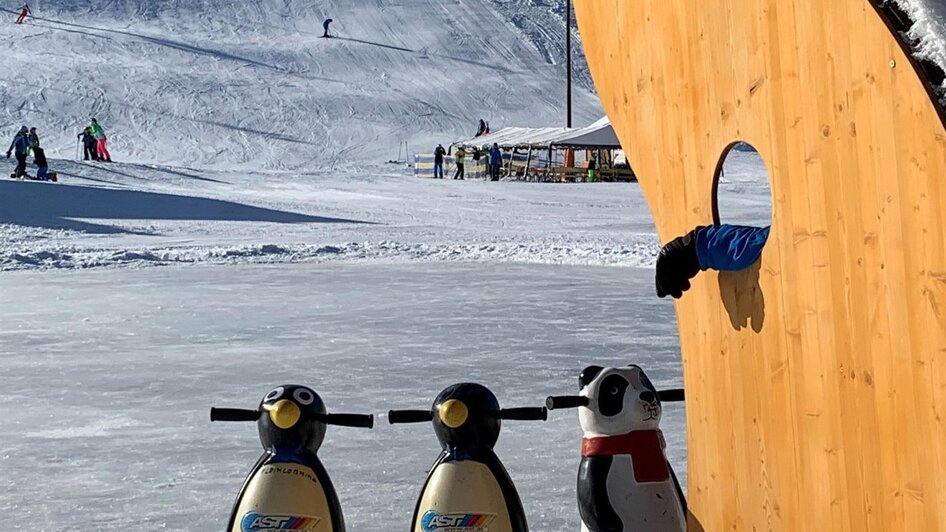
(16, 3, 30, 24)
(89, 118, 112, 162)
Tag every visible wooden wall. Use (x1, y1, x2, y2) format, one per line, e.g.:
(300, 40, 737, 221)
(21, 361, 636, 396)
(573, 0, 946, 529)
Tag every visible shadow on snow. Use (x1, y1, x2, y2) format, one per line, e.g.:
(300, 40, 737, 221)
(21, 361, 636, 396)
(0, 180, 370, 235)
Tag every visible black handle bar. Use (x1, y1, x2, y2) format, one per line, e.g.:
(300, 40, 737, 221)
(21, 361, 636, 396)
(388, 410, 434, 424)
(658, 389, 685, 402)
(210, 408, 260, 422)
(545, 395, 590, 410)
(318, 413, 374, 428)
(497, 407, 548, 421)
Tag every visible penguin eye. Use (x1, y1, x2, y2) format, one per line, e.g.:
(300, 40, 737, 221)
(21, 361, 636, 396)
(264, 387, 285, 402)
(609, 386, 620, 395)
(293, 388, 315, 405)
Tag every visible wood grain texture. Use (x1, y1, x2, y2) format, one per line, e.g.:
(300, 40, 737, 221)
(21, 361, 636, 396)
(573, 0, 946, 529)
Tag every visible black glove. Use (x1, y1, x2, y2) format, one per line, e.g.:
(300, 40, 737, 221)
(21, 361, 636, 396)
(656, 226, 705, 299)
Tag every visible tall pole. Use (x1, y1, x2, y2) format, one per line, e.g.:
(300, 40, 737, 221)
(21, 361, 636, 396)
(566, 0, 573, 128)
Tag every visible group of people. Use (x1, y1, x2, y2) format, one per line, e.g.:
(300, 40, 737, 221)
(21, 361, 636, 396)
(6, 118, 111, 181)
(6, 126, 54, 181)
(432, 142, 504, 181)
(78, 118, 112, 162)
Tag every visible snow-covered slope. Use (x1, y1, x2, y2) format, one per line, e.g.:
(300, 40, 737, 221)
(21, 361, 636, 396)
(0, 0, 599, 171)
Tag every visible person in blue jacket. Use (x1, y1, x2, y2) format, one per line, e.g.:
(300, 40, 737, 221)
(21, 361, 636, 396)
(656, 224, 770, 298)
(433, 143, 446, 179)
(488, 143, 502, 181)
(322, 18, 333, 38)
(6, 126, 30, 178)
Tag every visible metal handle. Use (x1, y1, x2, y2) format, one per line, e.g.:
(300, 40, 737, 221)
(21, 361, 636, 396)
(498, 407, 548, 421)
(210, 408, 260, 422)
(545, 395, 589, 410)
(388, 410, 433, 424)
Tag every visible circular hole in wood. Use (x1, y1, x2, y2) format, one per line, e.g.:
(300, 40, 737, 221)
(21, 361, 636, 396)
(711, 142, 773, 228)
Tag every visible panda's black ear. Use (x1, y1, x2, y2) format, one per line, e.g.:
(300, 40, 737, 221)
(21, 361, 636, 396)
(579, 366, 604, 389)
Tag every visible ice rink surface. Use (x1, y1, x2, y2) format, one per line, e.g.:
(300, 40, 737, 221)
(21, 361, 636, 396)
(1, 262, 684, 530)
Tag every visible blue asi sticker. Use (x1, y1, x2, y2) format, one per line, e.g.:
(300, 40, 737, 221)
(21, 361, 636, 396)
(421, 510, 495, 531)
(241, 512, 321, 531)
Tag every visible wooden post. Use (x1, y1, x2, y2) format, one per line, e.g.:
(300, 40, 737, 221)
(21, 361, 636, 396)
(566, 0, 573, 128)
(524, 147, 534, 182)
(547, 146, 554, 182)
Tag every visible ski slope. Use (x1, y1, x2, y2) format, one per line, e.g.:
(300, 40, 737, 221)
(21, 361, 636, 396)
(0, 0, 599, 171)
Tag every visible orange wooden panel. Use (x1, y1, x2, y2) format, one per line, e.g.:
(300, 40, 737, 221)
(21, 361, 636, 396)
(573, 0, 946, 529)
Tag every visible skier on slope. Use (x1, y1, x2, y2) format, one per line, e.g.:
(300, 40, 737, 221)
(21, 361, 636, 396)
(322, 18, 333, 38)
(78, 127, 98, 161)
(23, 126, 53, 180)
(15, 3, 29, 24)
(6, 126, 30, 178)
(89, 118, 112, 162)
(27, 127, 39, 155)
(655, 224, 771, 299)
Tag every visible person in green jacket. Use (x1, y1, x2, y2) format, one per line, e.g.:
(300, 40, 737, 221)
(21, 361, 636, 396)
(89, 118, 112, 162)
(453, 146, 466, 180)
(587, 152, 598, 183)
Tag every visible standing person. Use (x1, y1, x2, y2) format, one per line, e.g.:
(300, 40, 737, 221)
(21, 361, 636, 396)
(433, 143, 446, 179)
(27, 127, 39, 155)
(488, 143, 502, 181)
(322, 18, 333, 38)
(78, 127, 98, 160)
(89, 118, 112, 162)
(15, 3, 29, 24)
(6, 126, 29, 178)
(471, 146, 481, 177)
(453, 146, 466, 180)
(587, 152, 598, 183)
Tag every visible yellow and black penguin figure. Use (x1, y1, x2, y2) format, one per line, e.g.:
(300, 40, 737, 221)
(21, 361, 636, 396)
(211, 384, 373, 532)
(389, 382, 548, 532)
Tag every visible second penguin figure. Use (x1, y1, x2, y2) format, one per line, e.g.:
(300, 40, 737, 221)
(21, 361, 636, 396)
(389, 383, 548, 532)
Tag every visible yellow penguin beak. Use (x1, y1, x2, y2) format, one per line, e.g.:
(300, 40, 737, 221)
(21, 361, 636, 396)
(438, 399, 469, 428)
(265, 399, 301, 429)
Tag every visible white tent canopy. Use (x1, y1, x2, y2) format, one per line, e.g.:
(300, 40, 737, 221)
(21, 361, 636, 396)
(556, 117, 621, 148)
(452, 117, 622, 150)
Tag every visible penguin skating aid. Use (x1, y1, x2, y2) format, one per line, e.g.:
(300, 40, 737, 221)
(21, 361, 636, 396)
(211, 385, 373, 532)
(388, 383, 548, 532)
(546, 366, 686, 532)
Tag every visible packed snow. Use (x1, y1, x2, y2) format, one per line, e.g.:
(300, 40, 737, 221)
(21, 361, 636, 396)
(0, 0, 775, 530)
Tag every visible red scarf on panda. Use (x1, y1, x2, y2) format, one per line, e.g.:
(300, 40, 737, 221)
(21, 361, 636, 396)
(581, 429, 670, 482)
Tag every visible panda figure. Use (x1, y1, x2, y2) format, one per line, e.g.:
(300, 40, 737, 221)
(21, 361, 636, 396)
(548, 365, 686, 531)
